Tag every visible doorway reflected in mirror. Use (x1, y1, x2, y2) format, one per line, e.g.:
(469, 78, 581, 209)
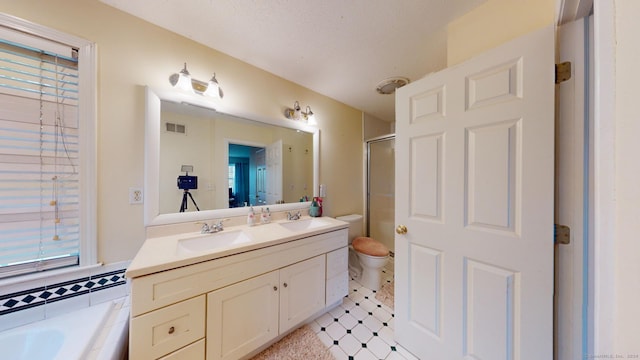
(228, 143, 265, 207)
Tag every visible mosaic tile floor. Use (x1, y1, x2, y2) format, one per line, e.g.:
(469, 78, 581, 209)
(310, 260, 418, 360)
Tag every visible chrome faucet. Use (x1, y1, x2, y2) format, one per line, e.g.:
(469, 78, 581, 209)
(286, 211, 302, 221)
(200, 219, 229, 233)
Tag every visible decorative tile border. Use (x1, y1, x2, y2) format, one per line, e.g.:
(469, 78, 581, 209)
(0, 268, 126, 316)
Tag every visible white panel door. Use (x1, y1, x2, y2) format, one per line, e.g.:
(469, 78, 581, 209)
(266, 139, 283, 205)
(395, 26, 554, 360)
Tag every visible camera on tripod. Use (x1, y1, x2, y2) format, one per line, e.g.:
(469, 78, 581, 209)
(177, 165, 198, 190)
(178, 165, 200, 212)
(177, 175, 198, 190)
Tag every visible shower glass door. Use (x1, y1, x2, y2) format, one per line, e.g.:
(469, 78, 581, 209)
(367, 135, 395, 255)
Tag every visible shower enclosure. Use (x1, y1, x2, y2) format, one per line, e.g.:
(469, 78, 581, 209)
(366, 135, 395, 255)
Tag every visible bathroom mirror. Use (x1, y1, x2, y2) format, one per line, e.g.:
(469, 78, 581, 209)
(145, 87, 319, 226)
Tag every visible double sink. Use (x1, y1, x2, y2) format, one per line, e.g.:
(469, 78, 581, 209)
(176, 217, 332, 254)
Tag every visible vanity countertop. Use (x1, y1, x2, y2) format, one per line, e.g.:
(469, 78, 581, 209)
(126, 216, 348, 279)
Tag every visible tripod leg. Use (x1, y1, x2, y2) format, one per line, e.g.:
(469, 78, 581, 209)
(180, 191, 188, 212)
(187, 191, 200, 211)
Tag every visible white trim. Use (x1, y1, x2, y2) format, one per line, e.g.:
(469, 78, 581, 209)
(0, 13, 98, 268)
(0, 13, 90, 49)
(592, 1, 615, 355)
(313, 129, 320, 198)
(556, 17, 588, 359)
(556, 0, 594, 25)
(78, 42, 98, 267)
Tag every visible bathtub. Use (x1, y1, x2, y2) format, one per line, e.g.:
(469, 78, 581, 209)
(0, 299, 129, 360)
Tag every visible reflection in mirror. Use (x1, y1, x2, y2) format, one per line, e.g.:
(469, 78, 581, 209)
(145, 87, 319, 226)
(159, 102, 313, 214)
(228, 144, 264, 208)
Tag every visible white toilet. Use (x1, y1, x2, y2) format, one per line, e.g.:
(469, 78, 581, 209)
(336, 214, 389, 291)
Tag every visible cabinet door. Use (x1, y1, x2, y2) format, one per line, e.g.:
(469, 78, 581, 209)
(326, 246, 349, 305)
(279, 255, 326, 332)
(207, 271, 279, 360)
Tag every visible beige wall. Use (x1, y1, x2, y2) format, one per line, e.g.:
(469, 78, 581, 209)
(447, 0, 555, 66)
(0, 0, 363, 264)
(159, 110, 214, 213)
(363, 113, 394, 141)
(612, 0, 640, 354)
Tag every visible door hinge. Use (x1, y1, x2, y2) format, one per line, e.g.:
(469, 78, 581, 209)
(554, 224, 570, 245)
(555, 62, 572, 84)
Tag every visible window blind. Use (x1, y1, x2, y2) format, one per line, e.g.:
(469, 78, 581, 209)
(0, 37, 80, 278)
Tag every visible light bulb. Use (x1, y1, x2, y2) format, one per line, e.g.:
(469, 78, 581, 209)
(175, 63, 193, 93)
(204, 74, 220, 98)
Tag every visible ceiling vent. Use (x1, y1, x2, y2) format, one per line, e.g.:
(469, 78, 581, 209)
(375, 77, 410, 95)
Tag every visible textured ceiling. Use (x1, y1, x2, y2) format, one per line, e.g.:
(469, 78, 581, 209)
(101, 0, 487, 122)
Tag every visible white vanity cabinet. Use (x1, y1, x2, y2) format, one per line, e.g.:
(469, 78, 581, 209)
(128, 227, 348, 360)
(206, 255, 326, 360)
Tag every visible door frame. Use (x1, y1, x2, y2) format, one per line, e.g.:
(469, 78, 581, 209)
(555, 16, 592, 360)
(556, 1, 614, 355)
(591, 1, 615, 355)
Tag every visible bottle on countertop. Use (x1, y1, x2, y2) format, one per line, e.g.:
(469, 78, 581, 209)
(309, 197, 322, 217)
(316, 197, 323, 217)
(247, 206, 255, 226)
(261, 207, 271, 224)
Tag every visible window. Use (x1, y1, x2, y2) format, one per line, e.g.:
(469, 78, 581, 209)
(0, 15, 96, 279)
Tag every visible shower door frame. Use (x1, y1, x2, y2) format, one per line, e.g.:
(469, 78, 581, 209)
(365, 134, 395, 254)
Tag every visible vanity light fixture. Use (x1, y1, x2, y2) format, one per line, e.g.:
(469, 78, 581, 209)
(284, 101, 302, 120)
(285, 101, 316, 125)
(303, 106, 316, 125)
(169, 63, 224, 99)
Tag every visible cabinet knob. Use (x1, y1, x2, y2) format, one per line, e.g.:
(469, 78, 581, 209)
(396, 225, 408, 234)
(273, 286, 278, 291)
(283, 282, 288, 288)
(168, 326, 175, 334)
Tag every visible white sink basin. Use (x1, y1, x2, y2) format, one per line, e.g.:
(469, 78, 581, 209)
(177, 230, 252, 254)
(278, 217, 332, 232)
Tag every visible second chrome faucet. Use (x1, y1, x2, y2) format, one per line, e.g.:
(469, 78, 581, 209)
(286, 211, 302, 221)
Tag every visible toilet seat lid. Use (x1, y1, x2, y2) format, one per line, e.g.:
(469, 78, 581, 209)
(352, 237, 389, 257)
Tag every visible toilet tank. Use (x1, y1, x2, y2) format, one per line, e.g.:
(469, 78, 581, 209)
(336, 214, 363, 243)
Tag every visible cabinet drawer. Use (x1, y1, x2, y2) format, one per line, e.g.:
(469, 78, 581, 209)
(326, 246, 348, 279)
(158, 339, 205, 360)
(130, 295, 205, 359)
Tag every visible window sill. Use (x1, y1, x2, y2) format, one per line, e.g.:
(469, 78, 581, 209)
(0, 263, 103, 289)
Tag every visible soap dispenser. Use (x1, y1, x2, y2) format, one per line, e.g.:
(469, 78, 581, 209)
(247, 206, 256, 226)
(260, 207, 269, 224)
